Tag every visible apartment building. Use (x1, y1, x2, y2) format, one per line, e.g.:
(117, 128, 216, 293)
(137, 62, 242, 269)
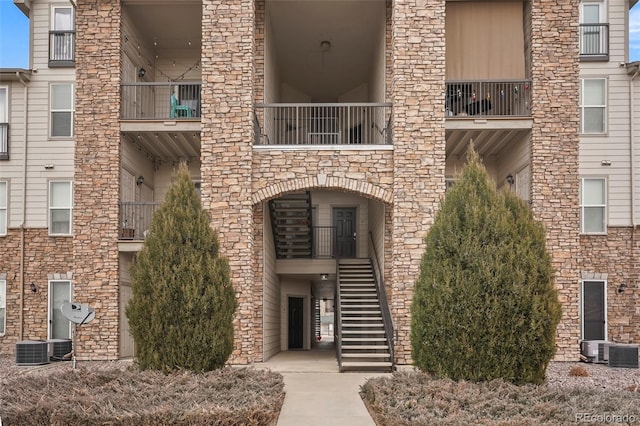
(0, 0, 637, 370)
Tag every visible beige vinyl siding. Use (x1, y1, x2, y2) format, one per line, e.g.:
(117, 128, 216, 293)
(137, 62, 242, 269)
(152, 160, 201, 203)
(263, 204, 281, 361)
(367, 200, 385, 270)
(633, 79, 640, 224)
(495, 133, 531, 193)
(1, 82, 27, 227)
(280, 278, 311, 351)
(120, 137, 156, 199)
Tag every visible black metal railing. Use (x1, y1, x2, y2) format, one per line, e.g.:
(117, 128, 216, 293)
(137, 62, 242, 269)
(312, 226, 336, 258)
(118, 201, 160, 240)
(369, 231, 395, 369)
(0, 123, 8, 160)
(254, 103, 393, 145)
(49, 31, 75, 66)
(121, 82, 201, 120)
(579, 23, 609, 60)
(446, 80, 532, 117)
(335, 259, 342, 370)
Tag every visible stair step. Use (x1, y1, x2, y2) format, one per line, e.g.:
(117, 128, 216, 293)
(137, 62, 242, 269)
(342, 311, 381, 315)
(341, 361, 393, 368)
(341, 353, 389, 358)
(342, 345, 389, 350)
(343, 337, 387, 342)
(342, 324, 384, 328)
(342, 330, 386, 334)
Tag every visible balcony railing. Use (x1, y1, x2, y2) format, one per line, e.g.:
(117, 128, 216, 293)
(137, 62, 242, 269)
(579, 24, 609, 60)
(0, 123, 8, 160)
(121, 83, 201, 120)
(446, 80, 532, 118)
(312, 226, 337, 258)
(49, 30, 75, 67)
(119, 201, 160, 240)
(254, 103, 392, 146)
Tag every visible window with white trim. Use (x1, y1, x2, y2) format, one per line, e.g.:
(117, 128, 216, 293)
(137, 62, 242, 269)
(580, 78, 606, 133)
(50, 83, 74, 137)
(0, 279, 5, 335)
(0, 181, 6, 235)
(580, 177, 606, 233)
(49, 181, 72, 235)
(0, 86, 8, 159)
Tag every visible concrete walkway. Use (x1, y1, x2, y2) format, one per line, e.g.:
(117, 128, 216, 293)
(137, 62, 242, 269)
(254, 342, 390, 426)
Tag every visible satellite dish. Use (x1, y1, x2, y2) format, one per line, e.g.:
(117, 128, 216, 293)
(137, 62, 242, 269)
(60, 303, 96, 325)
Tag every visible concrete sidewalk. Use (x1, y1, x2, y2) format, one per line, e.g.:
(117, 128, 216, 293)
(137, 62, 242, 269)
(253, 344, 390, 425)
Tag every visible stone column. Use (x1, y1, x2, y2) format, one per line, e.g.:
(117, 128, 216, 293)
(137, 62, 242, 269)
(391, 0, 447, 364)
(201, 0, 258, 363)
(529, 0, 581, 360)
(73, 0, 122, 360)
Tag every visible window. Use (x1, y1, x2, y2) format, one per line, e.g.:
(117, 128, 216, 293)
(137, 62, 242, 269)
(580, 178, 606, 233)
(49, 280, 71, 339)
(581, 280, 606, 340)
(0, 181, 6, 235)
(580, 78, 606, 133)
(50, 83, 74, 137)
(579, 0, 608, 58)
(50, 6, 75, 65)
(0, 86, 7, 159)
(0, 279, 5, 336)
(49, 181, 72, 235)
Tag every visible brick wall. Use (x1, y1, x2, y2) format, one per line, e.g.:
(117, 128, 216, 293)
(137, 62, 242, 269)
(74, 0, 122, 360)
(0, 229, 73, 355)
(581, 229, 640, 344)
(390, 0, 447, 364)
(529, 0, 581, 361)
(201, 0, 257, 364)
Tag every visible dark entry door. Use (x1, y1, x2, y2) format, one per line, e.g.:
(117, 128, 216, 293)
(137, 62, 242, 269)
(333, 208, 356, 258)
(288, 297, 304, 349)
(583, 281, 606, 340)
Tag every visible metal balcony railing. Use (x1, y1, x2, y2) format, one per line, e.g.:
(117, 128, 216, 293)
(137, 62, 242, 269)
(446, 80, 532, 117)
(254, 103, 392, 146)
(579, 24, 609, 60)
(120, 82, 201, 120)
(312, 226, 337, 258)
(49, 31, 75, 66)
(0, 123, 8, 160)
(119, 201, 160, 240)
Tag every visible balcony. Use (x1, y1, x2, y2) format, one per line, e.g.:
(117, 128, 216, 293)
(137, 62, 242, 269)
(445, 80, 532, 118)
(119, 201, 159, 241)
(0, 123, 8, 160)
(121, 83, 201, 120)
(49, 31, 75, 67)
(254, 103, 392, 146)
(579, 24, 609, 61)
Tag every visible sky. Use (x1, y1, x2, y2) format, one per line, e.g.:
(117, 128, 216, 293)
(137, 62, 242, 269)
(0, 0, 638, 68)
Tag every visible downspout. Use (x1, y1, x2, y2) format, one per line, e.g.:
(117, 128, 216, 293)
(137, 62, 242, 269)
(16, 71, 29, 341)
(630, 65, 639, 227)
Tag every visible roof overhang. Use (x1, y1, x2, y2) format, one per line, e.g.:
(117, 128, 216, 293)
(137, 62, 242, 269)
(626, 61, 640, 77)
(13, 0, 31, 17)
(631, 0, 638, 10)
(0, 69, 32, 82)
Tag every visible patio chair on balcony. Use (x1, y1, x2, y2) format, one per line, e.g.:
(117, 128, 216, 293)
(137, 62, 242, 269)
(170, 94, 192, 118)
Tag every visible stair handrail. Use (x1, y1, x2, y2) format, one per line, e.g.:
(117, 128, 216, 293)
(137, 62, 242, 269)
(335, 256, 342, 371)
(368, 231, 395, 369)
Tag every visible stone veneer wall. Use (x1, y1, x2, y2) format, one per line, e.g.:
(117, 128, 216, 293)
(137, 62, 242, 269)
(201, 0, 257, 363)
(390, 0, 446, 364)
(529, 0, 581, 360)
(74, 0, 122, 360)
(0, 230, 73, 355)
(580, 229, 640, 344)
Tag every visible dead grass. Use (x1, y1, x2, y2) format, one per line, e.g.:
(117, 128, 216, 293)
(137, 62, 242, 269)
(361, 371, 640, 426)
(568, 365, 589, 377)
(0, 360, 284, 426)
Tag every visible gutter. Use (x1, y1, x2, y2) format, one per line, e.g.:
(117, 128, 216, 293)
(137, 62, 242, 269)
(627, 63, 640, 227)
(16, 71, 28, 341)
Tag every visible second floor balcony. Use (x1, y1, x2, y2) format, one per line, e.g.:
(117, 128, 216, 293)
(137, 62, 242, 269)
(49, 30, 75, 67)
(446, 80, 532, 118)
(121, 82, 201, 120)
(0, 123, 8, 160)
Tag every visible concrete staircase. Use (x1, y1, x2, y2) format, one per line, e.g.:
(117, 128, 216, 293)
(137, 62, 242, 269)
(338, 258, 393, 372)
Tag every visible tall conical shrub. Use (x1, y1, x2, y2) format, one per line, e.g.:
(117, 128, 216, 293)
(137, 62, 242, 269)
(126, 163, 236, 372)
(411, 147, 561, 384)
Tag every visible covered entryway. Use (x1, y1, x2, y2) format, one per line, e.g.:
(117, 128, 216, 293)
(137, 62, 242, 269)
(288, 297, 305, 349)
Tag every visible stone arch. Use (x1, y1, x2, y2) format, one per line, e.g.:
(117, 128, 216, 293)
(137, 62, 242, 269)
(252, 175, 393, 206)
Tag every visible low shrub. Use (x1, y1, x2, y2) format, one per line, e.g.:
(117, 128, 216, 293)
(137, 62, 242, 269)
(0, 365, 284, 426)
(568, 366, 589, 377)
